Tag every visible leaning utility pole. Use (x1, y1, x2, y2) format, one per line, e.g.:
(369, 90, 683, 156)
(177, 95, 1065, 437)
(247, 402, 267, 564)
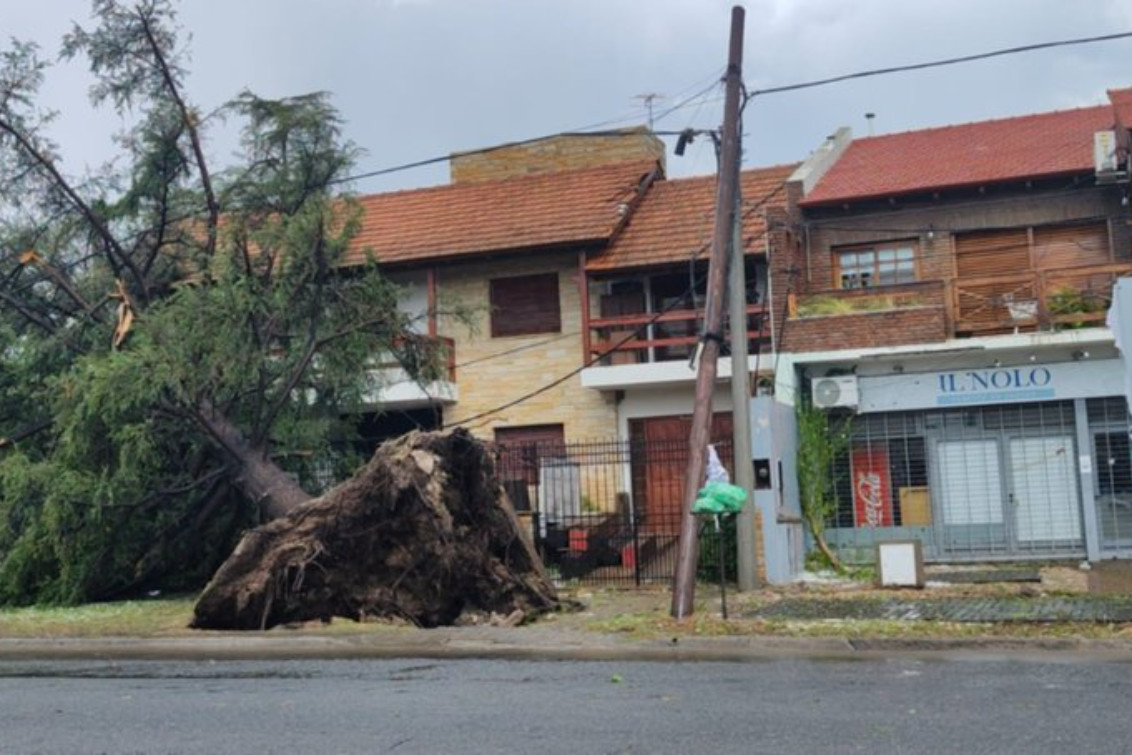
(670, 5, 746, 619)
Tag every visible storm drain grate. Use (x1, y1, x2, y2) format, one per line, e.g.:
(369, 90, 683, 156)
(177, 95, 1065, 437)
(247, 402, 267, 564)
(750, 596, 1132, 623)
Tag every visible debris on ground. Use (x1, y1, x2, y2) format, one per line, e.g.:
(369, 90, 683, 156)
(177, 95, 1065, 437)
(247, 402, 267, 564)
(191, 429, 559, 630)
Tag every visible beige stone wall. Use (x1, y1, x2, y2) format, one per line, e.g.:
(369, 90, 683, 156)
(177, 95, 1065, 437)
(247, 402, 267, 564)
(438, 250, 618, 443)
(450, 129, 666, 184)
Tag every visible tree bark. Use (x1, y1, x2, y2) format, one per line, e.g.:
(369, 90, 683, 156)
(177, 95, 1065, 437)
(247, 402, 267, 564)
(194, 400, 311, 519)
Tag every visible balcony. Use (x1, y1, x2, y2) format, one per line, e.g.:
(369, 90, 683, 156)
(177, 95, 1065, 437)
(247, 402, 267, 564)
(954, 263, 1132, 335)
(366, 334, 457, 408)
(588, 303, 770, 365)
(781, 281, 949, 353)
(788, 281, 944, 319)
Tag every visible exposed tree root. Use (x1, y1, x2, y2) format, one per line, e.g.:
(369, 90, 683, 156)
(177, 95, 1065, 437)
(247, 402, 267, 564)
(191, 429, 558, 630)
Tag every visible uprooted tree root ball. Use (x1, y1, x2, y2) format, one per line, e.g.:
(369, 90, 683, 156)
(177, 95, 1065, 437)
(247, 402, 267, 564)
(191, 429, 558, 630)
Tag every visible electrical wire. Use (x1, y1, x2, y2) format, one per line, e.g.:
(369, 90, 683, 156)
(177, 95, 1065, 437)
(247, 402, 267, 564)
(451, 227, 773, 430)
(454, 330, 579, 370)
(746, 31, 1132, 103)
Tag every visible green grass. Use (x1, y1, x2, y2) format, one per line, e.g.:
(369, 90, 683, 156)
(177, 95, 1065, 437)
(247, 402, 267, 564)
(0, 597, 197, 638)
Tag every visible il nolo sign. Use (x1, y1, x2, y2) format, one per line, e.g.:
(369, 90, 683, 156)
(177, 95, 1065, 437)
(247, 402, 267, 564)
(856, 359, 1124, 413)
(936, 366, 1053, 405)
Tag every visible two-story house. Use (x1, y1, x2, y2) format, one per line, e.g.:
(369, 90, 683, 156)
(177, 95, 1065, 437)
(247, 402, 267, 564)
(345, 132, 664, 451)
(773, 88, 1132, 566)
(339, 131, 794, 583)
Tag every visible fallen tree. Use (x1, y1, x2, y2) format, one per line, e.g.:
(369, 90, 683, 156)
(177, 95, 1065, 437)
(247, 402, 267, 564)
(192, 429, 559, 630)
(0, 2, 433, 603)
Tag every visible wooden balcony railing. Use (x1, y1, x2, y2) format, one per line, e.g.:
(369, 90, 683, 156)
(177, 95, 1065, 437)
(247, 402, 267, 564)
(588, 304, 769, 365)
(953, 262, 1132, 334)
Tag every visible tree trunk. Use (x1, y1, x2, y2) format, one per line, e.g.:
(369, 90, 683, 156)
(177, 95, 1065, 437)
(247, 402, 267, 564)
(192, 428, 558, 630)
(195, 400, 311, 519)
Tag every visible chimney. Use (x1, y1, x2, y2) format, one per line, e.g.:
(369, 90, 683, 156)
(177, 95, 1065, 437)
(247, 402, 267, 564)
(450, 127, 666, 184)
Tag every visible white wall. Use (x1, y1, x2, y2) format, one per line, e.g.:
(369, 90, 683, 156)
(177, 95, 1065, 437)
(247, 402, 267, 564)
(385, 270, 429, 334)
(616, 384, 736, 439)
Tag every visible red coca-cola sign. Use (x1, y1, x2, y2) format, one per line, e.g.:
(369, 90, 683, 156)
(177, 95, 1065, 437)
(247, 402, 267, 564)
(851, 447, 893, 528)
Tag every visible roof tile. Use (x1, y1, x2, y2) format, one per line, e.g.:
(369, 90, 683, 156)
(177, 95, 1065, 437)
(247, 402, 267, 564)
(802, 105, 1115, 206)
(344, 160, 658, 266)
(587, 163, 797, 272)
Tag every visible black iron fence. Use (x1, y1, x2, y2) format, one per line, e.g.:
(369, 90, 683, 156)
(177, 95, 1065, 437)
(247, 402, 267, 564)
(491, 437, 734, 587)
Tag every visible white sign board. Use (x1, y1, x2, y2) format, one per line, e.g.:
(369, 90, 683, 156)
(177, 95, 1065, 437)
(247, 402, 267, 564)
(858, 359, 1124, 414)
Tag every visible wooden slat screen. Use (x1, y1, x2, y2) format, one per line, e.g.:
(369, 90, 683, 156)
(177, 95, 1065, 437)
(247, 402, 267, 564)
(490, 273, 561, 337)
(1033, 222, 1110, 269)
(495, 424, 566, 485)
(954, 229, 1030, 278)
(955, 277, 1038, 333)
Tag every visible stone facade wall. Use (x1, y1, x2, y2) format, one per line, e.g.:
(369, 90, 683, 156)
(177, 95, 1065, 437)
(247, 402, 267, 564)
(450, 130, 665, 184)
(437, 250, 618, 443)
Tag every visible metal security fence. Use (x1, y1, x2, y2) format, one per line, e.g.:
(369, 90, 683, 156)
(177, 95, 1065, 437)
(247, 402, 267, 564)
(492, 437, 733, 586)
(823, 401, 1089, 563)
(1087, 397, 1132, 555)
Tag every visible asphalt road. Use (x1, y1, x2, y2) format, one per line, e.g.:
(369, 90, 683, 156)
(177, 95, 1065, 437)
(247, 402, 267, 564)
(2, 656, 1130, 754)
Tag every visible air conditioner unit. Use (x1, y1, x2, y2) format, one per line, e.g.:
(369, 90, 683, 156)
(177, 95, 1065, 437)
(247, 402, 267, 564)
(811, 375, 859, 410)
(1094, 130, 1128, 184)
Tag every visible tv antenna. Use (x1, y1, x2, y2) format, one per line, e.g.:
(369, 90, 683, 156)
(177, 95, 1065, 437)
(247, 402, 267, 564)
(635, 93, 665, 130)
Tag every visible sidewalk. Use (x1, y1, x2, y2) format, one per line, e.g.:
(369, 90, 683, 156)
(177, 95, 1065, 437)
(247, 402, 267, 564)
(4, 564, 1132, 663)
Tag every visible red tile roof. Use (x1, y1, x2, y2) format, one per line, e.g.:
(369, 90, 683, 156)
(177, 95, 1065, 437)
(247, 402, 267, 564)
(802, 105, 1115, 206)
(343, 160, 659, 266)
(587, 163, 798, 272)
(1109, 87, 1132, 130)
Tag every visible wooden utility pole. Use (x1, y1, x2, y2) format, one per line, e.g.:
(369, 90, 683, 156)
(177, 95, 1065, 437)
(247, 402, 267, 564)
(670, 5, 746, 619)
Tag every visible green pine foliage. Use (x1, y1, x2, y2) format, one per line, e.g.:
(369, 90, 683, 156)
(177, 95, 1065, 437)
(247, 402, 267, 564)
(0, 1, 432, 604)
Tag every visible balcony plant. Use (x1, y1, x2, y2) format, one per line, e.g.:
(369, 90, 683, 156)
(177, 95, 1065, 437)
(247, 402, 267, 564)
(795, 293, 923, 318)
(1048, 286, 1108, 329)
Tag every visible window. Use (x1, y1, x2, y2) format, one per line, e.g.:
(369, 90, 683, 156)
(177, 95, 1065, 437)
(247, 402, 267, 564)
(495, 424, 566, 487)
(489, 273, 560, 337)
(835, 241, 917, 289)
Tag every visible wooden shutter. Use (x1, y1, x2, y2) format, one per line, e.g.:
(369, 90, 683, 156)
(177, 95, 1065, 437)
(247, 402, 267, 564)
(954, 229, 1030, 278)
(490, 273, 561, 337)
(495, 424, 566, 485)
(1033, 222, 1110, 269)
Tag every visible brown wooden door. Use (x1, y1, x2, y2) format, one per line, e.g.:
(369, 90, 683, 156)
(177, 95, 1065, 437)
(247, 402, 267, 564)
(629, 414, 733, 534)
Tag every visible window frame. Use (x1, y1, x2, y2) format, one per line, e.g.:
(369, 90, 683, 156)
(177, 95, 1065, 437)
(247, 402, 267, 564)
(489, 272, 562, 338)
(833, 239, 919, 290)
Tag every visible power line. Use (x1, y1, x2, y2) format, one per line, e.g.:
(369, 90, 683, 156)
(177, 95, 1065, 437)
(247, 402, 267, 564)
(328, 128, 693, 187)
(454, 330, 579, 370)
(747, 31, 1132, 102)
(451, 228, 775, 430)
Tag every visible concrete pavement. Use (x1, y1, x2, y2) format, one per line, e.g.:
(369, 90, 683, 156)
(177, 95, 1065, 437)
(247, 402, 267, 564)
(5, 622, 1132, 664)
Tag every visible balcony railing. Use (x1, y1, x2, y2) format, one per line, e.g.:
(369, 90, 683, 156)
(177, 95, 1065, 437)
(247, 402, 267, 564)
(787, 281, 945, 319)
(588, 304, 769, 365)
(953, 262, 1132, 334)
(379, 334, 456, 382)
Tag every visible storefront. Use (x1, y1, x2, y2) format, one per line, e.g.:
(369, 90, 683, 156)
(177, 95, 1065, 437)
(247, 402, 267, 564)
(820, 358, 1130, 563)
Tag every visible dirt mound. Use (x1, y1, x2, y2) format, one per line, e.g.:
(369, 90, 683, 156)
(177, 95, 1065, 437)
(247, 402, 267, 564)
(191, 429, 558, 630)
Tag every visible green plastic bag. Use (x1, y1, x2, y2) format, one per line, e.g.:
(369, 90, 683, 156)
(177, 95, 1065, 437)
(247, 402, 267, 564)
(692, 481, 747, 515)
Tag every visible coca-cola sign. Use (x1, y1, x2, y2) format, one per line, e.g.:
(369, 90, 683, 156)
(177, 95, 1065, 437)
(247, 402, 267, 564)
(852, 447, 893, 528)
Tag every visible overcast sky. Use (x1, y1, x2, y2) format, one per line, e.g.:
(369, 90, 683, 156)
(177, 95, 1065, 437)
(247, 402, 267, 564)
(5, 0, 1132, 194)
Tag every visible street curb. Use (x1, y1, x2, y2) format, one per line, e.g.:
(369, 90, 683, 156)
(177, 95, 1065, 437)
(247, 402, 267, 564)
(4, 631, 1132, 663)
